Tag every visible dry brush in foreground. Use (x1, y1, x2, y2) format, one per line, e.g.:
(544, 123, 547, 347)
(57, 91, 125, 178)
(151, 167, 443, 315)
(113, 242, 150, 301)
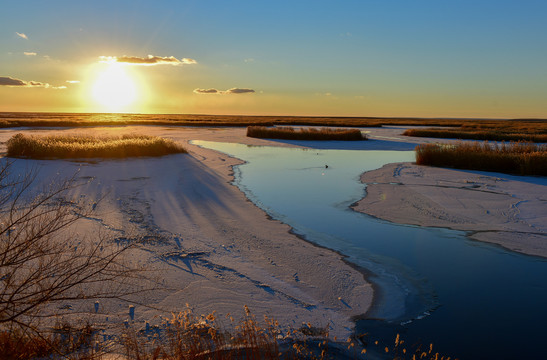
(0, 160, 145, 358)
(6, 133, 186, 159)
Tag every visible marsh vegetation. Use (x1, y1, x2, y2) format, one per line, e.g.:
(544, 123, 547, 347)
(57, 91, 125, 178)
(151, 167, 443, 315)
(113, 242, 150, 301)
(1, 306, 453, 360)
(247, 126, 366, 141)
(6, 133, 186, 159)
(404, 120, 547, 142)
(415, 142, 547, 175)
(2, 112, 544, 131)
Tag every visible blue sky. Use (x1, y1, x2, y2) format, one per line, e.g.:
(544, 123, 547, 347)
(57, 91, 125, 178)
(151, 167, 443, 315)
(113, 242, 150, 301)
(1, 0, 546, 117)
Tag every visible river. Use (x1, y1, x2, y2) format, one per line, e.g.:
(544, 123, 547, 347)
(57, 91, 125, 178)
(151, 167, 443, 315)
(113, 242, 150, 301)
(193, 140, 547, 360)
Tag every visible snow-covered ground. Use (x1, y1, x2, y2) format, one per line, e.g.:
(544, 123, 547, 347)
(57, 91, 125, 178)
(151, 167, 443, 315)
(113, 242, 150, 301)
(0, 124, 544, 343)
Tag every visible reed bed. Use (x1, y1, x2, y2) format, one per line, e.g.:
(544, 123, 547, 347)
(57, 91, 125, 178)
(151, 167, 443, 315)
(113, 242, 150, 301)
(1, 113, 545, 133)
(122, 306, 452, 360)
(415, 142, 547, 176)
(247, 126, 366, 141)
(123, 306, 285, 360)
(404, 125, 547, 143)
(6, 133, 186, 159)
(0, 307, 455, 359)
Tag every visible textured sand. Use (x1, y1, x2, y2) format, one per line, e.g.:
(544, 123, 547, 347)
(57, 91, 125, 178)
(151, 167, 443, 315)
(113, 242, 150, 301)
(0, 126, 373, 339)
(353, 162, 547, 258)
(1, 123, 544, 343)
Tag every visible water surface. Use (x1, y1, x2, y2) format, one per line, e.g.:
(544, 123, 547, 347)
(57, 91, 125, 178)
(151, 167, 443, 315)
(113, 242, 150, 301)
(193, 140, 547, 360)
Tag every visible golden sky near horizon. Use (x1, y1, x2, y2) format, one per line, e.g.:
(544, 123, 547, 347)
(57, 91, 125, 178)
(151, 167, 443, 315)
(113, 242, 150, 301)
(1, 1, 547, 118)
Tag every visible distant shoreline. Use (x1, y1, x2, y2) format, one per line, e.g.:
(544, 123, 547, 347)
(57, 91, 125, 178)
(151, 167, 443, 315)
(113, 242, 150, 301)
(1, 111, 544, 130)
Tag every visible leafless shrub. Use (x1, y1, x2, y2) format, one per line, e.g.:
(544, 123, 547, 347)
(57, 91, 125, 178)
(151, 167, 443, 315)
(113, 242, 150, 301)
(0, 159, 141, 354)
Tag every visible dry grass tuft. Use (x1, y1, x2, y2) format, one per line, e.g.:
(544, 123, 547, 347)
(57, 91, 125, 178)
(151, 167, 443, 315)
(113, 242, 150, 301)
(247, 126, 366, 141)
(415, 142, 547, 176)
(121, 305, 320, 360)
(6, 133, 186, 159)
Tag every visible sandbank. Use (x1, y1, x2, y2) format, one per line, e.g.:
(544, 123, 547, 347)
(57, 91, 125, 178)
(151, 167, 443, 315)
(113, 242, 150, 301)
(353, 162, 547, 258)
(352, 127, 547, 258)
(0, 126, 373, 339)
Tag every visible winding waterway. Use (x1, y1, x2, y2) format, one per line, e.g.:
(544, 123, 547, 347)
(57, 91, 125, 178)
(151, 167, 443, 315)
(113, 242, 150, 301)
(193, 140, 547, 360)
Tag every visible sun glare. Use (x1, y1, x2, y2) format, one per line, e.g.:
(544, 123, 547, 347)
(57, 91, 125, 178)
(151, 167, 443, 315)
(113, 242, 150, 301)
(91, 63, 137, 112)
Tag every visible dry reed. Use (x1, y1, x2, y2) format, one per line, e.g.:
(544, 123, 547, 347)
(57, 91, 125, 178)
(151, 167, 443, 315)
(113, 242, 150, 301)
(415, 142, 547, 176)
(0, 307, 456, 359)
(404, 128, 547, 143)
(247, 126, 366, 141)
(6, 133, 186, 159)
(1, 113, 545, 134)
(0, 323, 98, 360)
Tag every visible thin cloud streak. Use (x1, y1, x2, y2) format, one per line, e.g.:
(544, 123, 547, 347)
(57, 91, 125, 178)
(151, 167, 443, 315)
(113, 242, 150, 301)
(0, 76, 65, 89)
(194, 88, 256, 95)
(16, 32, 28, 40)
(99, 55, 197, 66)
(24, 52, 37, 56)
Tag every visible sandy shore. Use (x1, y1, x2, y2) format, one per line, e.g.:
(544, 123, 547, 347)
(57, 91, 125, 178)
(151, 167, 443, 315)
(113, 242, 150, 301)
(0, 126, 373, 339)
(353, 162, 547, 258)
(351, 127, 547, 258)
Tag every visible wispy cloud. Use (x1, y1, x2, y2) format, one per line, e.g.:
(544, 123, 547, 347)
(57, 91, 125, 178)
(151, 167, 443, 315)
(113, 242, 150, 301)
(193, 88, 220, 94)
(0, 76, 65, 89)
(99, 55, 197, 66)
(24, 52, 37, 56)
(194, 87, 256, 95)
(226, 88, 255, 94)
(16, 32, 28, 40)
(66, 80, 80, 84)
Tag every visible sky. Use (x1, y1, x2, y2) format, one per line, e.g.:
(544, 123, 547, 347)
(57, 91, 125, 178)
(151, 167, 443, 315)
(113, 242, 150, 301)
(1, 0, 546, 118)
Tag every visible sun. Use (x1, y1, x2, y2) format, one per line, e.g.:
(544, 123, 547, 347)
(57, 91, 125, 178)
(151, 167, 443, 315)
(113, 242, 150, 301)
(91, 63, 137, 112)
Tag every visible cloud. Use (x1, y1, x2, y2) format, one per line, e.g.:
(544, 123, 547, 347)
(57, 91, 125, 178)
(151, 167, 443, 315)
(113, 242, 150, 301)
(193, 88, 220, 94)
(24, 52, 37, 56)
(0, 76, 64, 89)
(226, 88, 255, 94)
(0, 77, 27, 86)
(66, 80, 80, 84)
(16, 32, 28, 40)
(100, 55, 197, 66)
(194, 87, 256, 95)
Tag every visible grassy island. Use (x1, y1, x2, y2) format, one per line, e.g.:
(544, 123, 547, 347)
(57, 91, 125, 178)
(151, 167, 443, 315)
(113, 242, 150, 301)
(415, 142, 547, 176)
(6, 133, 186, 159)
(247, 126, 366, 141)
